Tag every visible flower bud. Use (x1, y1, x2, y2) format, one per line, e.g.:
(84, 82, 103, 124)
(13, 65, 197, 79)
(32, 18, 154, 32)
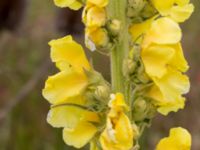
(86, 28, 109, 50)
(133, 98, 147, 121)
(132, 97, 156, 122)
(137, 63, 151, 84)
(85, 6, 106, 28)
(123, 59, 137, 77)
(95, 85, 110, 101)
(127, 0, 146, 17)
(107, 19, 121, 36)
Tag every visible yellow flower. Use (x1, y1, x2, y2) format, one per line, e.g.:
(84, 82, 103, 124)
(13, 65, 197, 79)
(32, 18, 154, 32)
(147, 67, 190, 115)
(54, 0, 82, 10)
(141, 43, 188, 78)
(151, 0, 194, 22)
(130, 18, 188, 78)
(48, 35, 90, 72)
(43, 35, 100, 148)
(47, 105, 99, 148)
(130, 17, 190, 115)
(86, 27, 109, 48)
(129, 16, 155, 44)
(84, 6, 106, 28)
(88, 0, 108, 7)
(129, 17, 182, 48)
(100, 93, 134, 150)
(142, 17, 182, 49)
(43, 36, 91, 104)
(156, 127, 191, 150)
(43, 70, 88, 104)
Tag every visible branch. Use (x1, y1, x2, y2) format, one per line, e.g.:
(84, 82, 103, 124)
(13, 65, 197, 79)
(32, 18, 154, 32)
(0, 58, 51, 121)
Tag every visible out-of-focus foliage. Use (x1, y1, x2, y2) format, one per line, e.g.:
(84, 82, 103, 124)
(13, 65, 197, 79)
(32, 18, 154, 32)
(0, 0, 199, 150)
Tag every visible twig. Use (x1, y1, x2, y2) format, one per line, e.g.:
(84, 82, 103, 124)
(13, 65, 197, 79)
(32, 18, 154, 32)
(0, 58, 51, 121)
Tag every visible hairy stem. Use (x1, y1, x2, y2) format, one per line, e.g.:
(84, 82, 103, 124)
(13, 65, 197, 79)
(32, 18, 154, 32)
(108, 0, 129, 94)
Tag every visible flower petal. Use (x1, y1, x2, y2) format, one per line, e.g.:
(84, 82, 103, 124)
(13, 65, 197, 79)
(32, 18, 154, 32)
(100, 113, 133, 150)
(42, 70, 88, 104)
(153, 68, 190, 100)
(151, 0, 174, 15)
(47, 105, 99, 128)
(49, 35, 90, 72)
(63, 122, 98, 148)
(115, 113, 134, 149)
(68, 1, 82, 10)
(175, 0, 190, 6)
(54, 0, 82, 10)
(88, 0, 108, 7)
(147, 85, 185, 115)
(169, 43, 189, 72)
(169, 4, 194, 23)
(157, 96, 185, 115)
(143, 17, 181, 47)
(142, 44, 175, 78)
(129, 17, 155, 44)
(156, 127, 191, 150)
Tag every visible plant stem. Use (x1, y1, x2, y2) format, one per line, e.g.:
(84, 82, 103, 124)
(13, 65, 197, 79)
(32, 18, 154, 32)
(108, 0, 129, 94)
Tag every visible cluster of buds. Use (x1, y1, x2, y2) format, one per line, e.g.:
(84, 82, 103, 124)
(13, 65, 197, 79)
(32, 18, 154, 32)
(82, 0, 111, 54)
(43, 0, 194, 150)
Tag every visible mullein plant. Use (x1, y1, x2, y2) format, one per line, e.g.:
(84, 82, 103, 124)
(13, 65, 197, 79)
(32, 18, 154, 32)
(42, 0, 194, 149)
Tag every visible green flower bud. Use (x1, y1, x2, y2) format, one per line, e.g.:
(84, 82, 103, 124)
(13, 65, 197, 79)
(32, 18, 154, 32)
(132, 97, 156, 122)
(127, 0, 146, 18)
(137, 63, 150, 84)
(107, 19, 121, 36)
(133, 98, 147, 121)
(123, 59, 137, 77)
(95, 85, 110, 101)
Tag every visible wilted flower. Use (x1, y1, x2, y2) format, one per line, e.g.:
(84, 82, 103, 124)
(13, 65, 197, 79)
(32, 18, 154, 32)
(100, 93, 134, 150)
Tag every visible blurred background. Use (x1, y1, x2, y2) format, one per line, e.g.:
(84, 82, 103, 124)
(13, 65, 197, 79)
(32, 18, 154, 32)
(0, 0, 199, 149)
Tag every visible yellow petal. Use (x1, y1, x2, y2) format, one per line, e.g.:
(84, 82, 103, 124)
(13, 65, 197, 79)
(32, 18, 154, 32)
(109, 93, 128, 109)
(157, 96, 185, 115)
(147, 85, 185, 115)
(100, 113, 133, 150)
(153, 68, 190, 100)
(42, 70, 88, 104)
(108, 93, 129, 118)
(151, 0, 174, 15)
(88, 0, 108, 7)
(169, 43, 189, 72)
(169, 4, 194, 23)
(68, 1, 82, 10)
(175, 0, 190, 6)
(86, 6, 106, 28)
(54, 0, 82, 10)
(142, 44, 175, 78)
(47, 105, 99, 128)
(86, 27, 109, 47)
(129, 17, 155, 44)
(115, 113, 134, 149)
(147, 67, 190, 115)
(49, 35, 90, 72)
(63, 122, 98, 148)
(143, 17, 181, 48)
(156, 127, 191, 150)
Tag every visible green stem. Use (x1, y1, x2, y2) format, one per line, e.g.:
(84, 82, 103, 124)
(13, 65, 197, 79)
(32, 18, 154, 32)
(108, 0, 129, 94)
